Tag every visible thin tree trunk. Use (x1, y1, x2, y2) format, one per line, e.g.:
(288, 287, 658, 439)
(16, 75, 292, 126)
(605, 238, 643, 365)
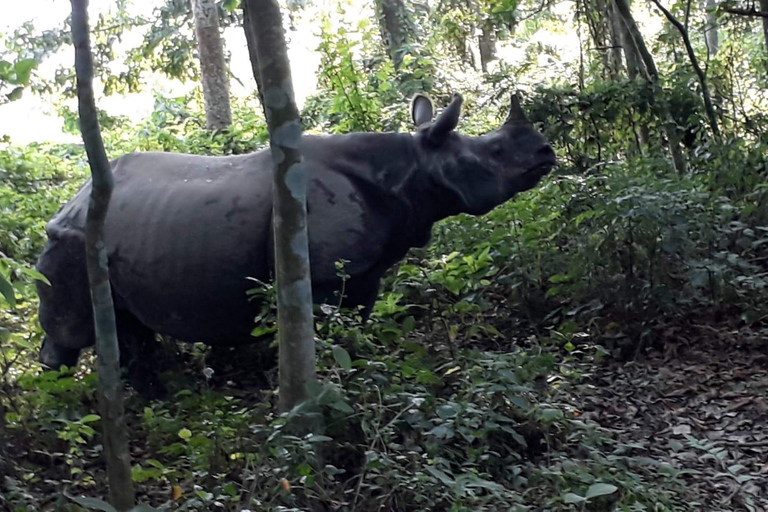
(374, 0, 412, 68)
(651, 0, 720, 139)
(761, 0, 768, 61)
(614, 4, 643, 79)
(192, 0, 232, 130)
(704, 0, 719, 56)
(242, 0, 316, 413)
(607, 2, 625, 76)
(70, 0, 134, 509)
(479, 20, 497, 73)
(614, 0, 688, 172)
(241, 0, 264, 108)
(612, 1, 650, 148)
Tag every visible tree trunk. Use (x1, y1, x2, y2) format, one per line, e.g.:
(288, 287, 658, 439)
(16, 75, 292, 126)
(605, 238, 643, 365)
(241, 0, 264, 108)
(374, 0, 412, 68)
(478, 20, 497, 73)
(192, 0, 232, 130)
(704, 0, 719, 56)
(613, 3, 643, 79)
(614, 0, 688, 172)
(651, 0, 720, 139)
(607, 2, 625, 77)
(761, 0, 768, 61)
(69, 0, 134, 510)
(242, 0, 316, 413)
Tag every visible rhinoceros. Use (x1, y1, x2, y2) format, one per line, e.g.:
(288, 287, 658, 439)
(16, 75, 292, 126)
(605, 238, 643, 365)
(35, 92, 556, 394)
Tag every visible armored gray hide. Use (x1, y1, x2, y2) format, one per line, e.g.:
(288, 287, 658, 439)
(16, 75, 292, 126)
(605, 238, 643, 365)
(35, 92, 556, 394)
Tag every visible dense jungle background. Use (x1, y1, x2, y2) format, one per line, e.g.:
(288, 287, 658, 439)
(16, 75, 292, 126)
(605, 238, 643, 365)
(1, 0, 768, 509)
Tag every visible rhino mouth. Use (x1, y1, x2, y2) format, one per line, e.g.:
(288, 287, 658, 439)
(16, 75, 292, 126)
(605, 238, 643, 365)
(526, 161, 556, 177)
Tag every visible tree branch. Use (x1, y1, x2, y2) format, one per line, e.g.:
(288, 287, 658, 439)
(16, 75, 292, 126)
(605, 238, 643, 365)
(650, 0, 720, 139)
(721, 6, 768, 17)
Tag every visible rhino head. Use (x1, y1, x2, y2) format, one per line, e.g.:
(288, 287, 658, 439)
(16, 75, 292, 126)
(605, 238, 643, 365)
(411, 92, 556, 217)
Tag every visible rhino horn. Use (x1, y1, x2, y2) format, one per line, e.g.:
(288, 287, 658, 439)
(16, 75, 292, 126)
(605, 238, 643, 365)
(411, 93, 434, 127)
(504, 93, 529, 125)
(426, 93, 463, 146)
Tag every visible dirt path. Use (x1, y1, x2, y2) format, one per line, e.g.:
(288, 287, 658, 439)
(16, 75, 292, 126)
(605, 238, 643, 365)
(575, 324, 768, 510)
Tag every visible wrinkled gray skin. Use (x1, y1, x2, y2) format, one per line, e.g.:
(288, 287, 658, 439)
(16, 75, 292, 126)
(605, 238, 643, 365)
(36, 93, 556, 395)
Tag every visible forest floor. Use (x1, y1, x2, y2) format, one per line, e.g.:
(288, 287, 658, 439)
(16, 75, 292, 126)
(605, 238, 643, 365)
(2, 318, 768, 511)
(568, 320, 768, 510)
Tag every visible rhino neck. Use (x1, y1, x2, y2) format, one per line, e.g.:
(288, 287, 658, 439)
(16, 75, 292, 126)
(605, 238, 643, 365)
(416, 134, 505, 221)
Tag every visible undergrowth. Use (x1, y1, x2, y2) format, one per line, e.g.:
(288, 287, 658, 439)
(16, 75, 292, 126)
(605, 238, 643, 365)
(2, 77, 767, 510)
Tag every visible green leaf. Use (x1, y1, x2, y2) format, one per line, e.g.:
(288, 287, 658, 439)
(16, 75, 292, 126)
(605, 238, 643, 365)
(426, 466, 456, 485)
(585, 483, 618, 499)
(7, 86, 23, 101)
(539, 408, 564, 421)
(0, 327, 10, 343)
(129, 505, 162, 512)
(436, 404, 458, 419)
(0, 272, 15, 307)
(178, 428, 192, 440)
(13, 59, 37, 85)
(80, 414, 101, 423)
(331, 345, 352, 371)
(65, 494, 118, 512)
(221, 0, 240, 12)
(19, 266, 51, 285)
(563, 492, 587, 504)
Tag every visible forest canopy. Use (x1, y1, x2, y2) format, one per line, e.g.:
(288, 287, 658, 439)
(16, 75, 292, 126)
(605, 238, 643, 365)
(1, 0, 767, 510)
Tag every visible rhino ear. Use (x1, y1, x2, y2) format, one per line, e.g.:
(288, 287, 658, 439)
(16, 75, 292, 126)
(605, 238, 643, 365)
(504, 93, 529, 125)
(426, 93, 463, 145)
(411, 94, 434, 127)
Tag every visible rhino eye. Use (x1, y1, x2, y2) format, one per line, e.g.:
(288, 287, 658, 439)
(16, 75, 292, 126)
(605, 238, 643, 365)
(490, 141, 504, 157)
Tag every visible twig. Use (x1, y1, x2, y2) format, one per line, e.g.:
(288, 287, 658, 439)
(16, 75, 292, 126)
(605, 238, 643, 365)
(721, 6, 768, 18)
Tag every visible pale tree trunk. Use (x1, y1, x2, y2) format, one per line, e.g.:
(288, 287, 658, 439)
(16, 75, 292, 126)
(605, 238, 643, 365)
(70, 0, 134, 510)
(613, 4, 643, 79)
(192, 0, 232, 130)
(762, 0, 768, 61)
(614, 0, 688, 172)
(374, 0, 412, 68)
(704, 0, 719, 56)
(242, 0, 316, 413)
(478, 20, 497, 73)
(607, 2, 625, 76)
(241, 0, 264, 107)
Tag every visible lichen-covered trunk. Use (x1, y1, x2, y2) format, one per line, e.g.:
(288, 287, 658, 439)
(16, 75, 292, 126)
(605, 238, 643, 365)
(193, 0, 232, 131)
(70, 0, 134, 509)
(614, 0, 688, 173)
(761, 0, 768, 63)
(241, 0, 264, 107)
(478, 20, 497, 73)
(374, 0, 412, 68)
(606, 2, 625, 76)
(704, 0, 719, 56)
(612, 3, 643, 79)
(243, 0, 315, 413)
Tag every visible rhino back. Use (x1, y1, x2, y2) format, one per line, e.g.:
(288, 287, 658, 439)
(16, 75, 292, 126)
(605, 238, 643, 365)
(47, 151, 273, 341)
(44, 133, 419, 342)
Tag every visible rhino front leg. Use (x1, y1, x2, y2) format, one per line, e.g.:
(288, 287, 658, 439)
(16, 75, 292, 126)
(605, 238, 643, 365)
(36, 237, 95, 370)
(39, 335, 82, 369)
(116, 310, 167, 399)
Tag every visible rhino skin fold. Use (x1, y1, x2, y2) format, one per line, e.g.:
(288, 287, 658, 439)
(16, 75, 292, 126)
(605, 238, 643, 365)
(34, 88, 557, 397)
